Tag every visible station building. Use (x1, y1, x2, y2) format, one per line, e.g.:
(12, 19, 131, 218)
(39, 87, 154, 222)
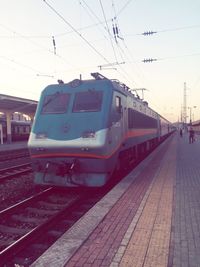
(0, 94, 37, 144)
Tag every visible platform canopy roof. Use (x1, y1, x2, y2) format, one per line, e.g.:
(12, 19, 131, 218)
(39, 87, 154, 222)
(0, 94, 37, 115)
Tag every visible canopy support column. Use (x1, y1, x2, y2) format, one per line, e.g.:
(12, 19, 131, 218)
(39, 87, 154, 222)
(6, 112, 12, 143)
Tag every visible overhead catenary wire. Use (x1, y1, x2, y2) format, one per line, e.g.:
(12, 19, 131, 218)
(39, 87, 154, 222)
(1, 23, 199, 40)
(0, 23, 77, 70)
(42, 0, 113, 66)
(1, 1, 198, 108)
(0, 55, 47, 75)
(110, 0, 153, 90)
(79, 0, 132, 80)
(116, 0, 137, 17)
(80, 0, 124, 70)
(79, 0, 124, 69)
(0, 24, 55, 56)
(109, 0, 141, 87)
(80, 0, 112, 41)
(78, 0, 135, 83)
(125, 24, 200, 37)
(98, 0, 118, 63)
(0, 21, 113, 39)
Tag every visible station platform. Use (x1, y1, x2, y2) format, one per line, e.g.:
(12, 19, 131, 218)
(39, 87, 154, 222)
(31, 132, 200, 267)
(0, 141, 28, 152)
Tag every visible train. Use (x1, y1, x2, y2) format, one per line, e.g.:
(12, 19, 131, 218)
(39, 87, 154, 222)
(0, 118, 31, 142)
(28, 72, 175, 187)
(192, 120, 200, 135)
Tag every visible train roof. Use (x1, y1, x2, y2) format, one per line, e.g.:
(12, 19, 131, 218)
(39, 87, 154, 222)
(192, 120, 200, 126)
(42, 72, 172, 125)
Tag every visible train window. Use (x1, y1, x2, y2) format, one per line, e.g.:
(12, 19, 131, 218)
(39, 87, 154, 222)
(21, 126, 24, 134)
(41, 92, 70, 114)
(15, 126, 18, 134)
(26, 126, 30, 133)
(73, 90, 103, 112)
(128, 108, 157, 129)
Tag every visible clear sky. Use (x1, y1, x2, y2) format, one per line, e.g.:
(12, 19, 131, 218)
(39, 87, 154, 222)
(0, 0, 200, 122)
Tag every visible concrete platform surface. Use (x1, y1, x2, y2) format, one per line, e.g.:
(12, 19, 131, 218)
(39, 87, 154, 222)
(0, 141, 27, 152)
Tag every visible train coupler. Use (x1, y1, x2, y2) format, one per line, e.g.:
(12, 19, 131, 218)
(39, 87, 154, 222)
(56, 159, 80, 176)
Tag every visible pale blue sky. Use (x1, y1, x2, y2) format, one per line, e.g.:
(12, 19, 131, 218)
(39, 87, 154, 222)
(0, 0, 200, 122)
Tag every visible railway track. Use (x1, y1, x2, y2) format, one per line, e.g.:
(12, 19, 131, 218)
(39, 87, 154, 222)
(0, 149, 29, 162)
(0, 148, 139, 265)
(0, 163, 32, 181)
(0, 187, 90, 265)
(0, 175, 118, 266)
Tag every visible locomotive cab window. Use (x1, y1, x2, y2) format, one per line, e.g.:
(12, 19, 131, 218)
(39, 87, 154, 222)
(73, 90, 103, 112)
(41, 92, 70, 114)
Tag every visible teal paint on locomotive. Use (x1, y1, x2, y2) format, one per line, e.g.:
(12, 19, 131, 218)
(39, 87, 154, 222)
(28, 77, 120, 187)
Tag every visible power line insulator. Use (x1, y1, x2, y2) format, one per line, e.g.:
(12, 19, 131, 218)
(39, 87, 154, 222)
(142, 31, 157, 36)
(52, 36, 56, 55)
(142, 58, 157, 63)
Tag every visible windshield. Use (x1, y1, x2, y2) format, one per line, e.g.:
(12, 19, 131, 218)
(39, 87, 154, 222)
(73, 90, 103, 112)
(41, 92, 70, 114)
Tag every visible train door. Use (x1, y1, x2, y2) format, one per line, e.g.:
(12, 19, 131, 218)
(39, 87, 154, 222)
(0, 124, 3, 144)
(108, 91, 126, 148)
(114, 93, 124, 140)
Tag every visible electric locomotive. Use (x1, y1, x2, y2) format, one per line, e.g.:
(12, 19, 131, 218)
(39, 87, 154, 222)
(28, 72, 174, 187)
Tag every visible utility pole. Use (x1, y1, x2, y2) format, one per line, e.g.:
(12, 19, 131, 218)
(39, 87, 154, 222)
(188, 106, 197, 124)
(182, 82, 187, 126)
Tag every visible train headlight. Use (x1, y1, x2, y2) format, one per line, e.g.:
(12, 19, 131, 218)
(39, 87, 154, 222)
(82, 131, 96, 138)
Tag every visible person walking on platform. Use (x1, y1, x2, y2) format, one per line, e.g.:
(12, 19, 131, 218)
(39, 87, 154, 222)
(179, 128, 183, 137)
(189, 127, 195, 144)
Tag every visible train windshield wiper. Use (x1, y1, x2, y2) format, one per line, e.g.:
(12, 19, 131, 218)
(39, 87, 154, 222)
(42, 91, 60, 109)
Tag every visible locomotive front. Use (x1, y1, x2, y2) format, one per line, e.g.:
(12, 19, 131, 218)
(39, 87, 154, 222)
(28, 78, 115, 187)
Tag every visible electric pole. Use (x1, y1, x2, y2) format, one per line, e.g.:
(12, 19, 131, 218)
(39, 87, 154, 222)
(182, 82, 187, 126)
